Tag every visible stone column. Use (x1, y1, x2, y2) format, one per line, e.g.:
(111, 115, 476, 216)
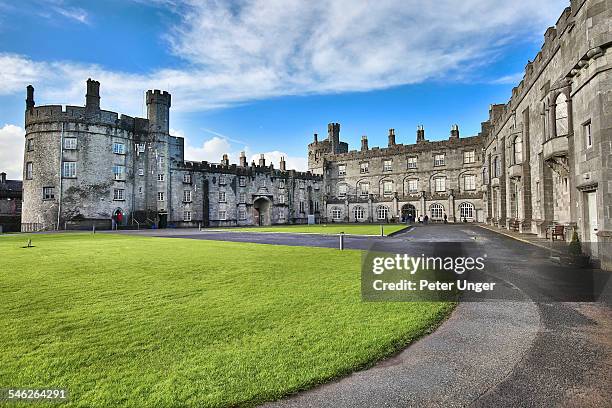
(420, 191, 426, 218)
(448, 190, 455, 222)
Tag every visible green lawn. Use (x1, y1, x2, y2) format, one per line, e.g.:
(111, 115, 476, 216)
(215, 223, 408, 235)
(0, 233, 452, 407)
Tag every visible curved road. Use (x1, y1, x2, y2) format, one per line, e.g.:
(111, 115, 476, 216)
(115, 225, 612, 407)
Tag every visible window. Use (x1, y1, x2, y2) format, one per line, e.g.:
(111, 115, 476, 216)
(459, 202, 474, 219)
(137, 143, 146, 154)
(278, 194, 285, 204)
(157, 192, 164, 201)
(463, 175, 476, 191)
(299, 180, 305, 189)
(359, 182, 369, 196)
(314, 201, 319, 212)
(219, 175, 226, 185)
(183, 211, 192, 222)
(113, 165, 126, 181)
(354, 206, 365, 220)
(239, 208, 246, 220)
(493, 156, 501, 177)
(377, 205, 389, 220)
(408, 179, 418, 193)
(138, 187, 143, 194)
(430, 203, 444, 220)
(42, 187, 55, 200)
(326, 185, 331, 194)
(138, 168, 144, 176)
(279, 211, 285, 221)
(338, 164, 346, 176)
(219, 210, 226, 220)
(239, 176, 246, 187)
(407, 157, 417, 169)
(183, 173, 192, 184)
(585, 121, 592, 148)
(513, 136, 523, 164)
(239, 192, 246, 203)
(555, 93, 568, 137)
(331, 207, 342, 220)
(157, 174, 164, 182)
(383, 160, 392, 172)
(463, 150, 475, 164)
(113, 188, 125, 201)
(382, 180, 393, 196)
(313, 182, 319, 190)
(299, 201, 306, 213)
(434, 154, 445, 166)
(62, 162, 76, 178)
(360, 162, 369, 174)
(64, 138, 77, 150)
(113, 142, 125, 155)
(183, 190, 192, 202)
(338, 184, 348, 197)
(26, 139, 34, 152)
(25, 162, 33, 180)
(434, 177, 446, 192)
(219, 191, 226, 202)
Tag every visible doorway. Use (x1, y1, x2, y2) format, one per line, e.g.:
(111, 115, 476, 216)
(401, 204, 416, 221)
(158, 213, 168, 229)
(253, 197, 271, 226)
(585, 191, 598, 258)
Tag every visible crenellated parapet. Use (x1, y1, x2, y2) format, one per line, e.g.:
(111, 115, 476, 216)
(182, 160, 322, 180)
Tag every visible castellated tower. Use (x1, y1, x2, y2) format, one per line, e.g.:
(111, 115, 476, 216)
(307, 122, 348, 174)
(146, 90, 171, 134)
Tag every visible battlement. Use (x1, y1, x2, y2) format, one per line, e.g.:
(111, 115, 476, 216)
(182, 159, 321, 180)
(146, 89, 171, 107)
(25, 104, 149, 132)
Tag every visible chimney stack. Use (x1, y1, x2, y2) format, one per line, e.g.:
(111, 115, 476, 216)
(258, 154, 266, 167)
(221, 154, 229, 166)
(416, 125, 426, 142)
(85, 78, 100, 111)
(0, 172, 6, 184)
(239, 151, 247, 167)
(361, 135, 369, 151)
(313, 133, 318, 143)
(450, 124, 460, 139)
(280, 156, 286, 171)
(388, 128, 396, 147)
(26, 85, 35, 110)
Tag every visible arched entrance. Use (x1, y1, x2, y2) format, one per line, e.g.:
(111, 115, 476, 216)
(401, 204, 416, 221)
(112, 208, 125, 229)
(253, 197, 272, 226)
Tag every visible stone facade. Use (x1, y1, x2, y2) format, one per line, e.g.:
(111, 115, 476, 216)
(309, 124, 485, 223)
(0, 172, 22, 232)
(21, 80, 323, 230)
(481, 0, 612, 268)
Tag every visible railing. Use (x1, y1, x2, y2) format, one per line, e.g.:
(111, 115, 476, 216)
(21, 223, 44, 233)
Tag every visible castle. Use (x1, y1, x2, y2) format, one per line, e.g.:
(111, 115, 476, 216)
(20, 0, 612, 269)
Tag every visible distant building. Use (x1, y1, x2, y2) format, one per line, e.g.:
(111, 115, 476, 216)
(0, 172, 22, 232)
(21, 80, 322, 231)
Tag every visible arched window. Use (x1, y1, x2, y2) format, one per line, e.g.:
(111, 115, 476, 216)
(377, 205, 389, 220)
(459, 202, 474, 220)
(513, 136, 522, 164)
(555, 93, 568, 137)
(493, 156, 501, 177)
(430, 203, 444, 220)
(482, 167, 487, 183)
(353, 206, 365, 220)
(331, 207, 342, 220)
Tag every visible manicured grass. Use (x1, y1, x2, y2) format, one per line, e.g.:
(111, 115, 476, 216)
(216, 223, 408, 235)
(0, 233, 453, 407)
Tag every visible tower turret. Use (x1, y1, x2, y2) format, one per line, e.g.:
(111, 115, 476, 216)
(221, 154, 229, 166)
(280, 156, 286, 171)
(146, 89, 171, 133)
(85, 78, 100, 112)
(258, 153, 266, 167)
(328, 122, 340, 154)
(239, 151, 247, 167)
(25, 85, 35, 110)
(361, 135, 369, 151)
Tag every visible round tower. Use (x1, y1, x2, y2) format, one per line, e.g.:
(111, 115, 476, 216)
(146, 90, 171, 133)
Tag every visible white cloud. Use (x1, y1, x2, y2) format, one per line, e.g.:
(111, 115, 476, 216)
(491, 72, 525, 85)
(0, 124, 25, 179)
(52, 6, 89, 24)
(0, 0, 567, 115)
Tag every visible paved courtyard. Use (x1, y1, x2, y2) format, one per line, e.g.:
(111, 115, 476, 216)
(112, 225, 612, 407)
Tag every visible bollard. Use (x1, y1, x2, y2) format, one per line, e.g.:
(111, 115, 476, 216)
(199, 222, 202, 232)
(380, 224, 384, 237)
(339, 232, 344, 250)
(92, 225, 95, 235)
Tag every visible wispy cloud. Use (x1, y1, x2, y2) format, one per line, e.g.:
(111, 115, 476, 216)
(0, 0, 567, 116)
(52, 5, 90, 25)
(490, 72, 525, 85)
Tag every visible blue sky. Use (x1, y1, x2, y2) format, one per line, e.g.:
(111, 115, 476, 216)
(0, 0, 568, 178)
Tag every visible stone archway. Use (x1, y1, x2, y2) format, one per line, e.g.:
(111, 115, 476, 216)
(401, 203, 416, 221)
(253, 197, 272, 226)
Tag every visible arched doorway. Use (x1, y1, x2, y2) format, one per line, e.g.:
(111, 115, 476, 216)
(401, 204, 416, 221)
(253, 197, 271, 226)
(112, 208, 125, 229)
